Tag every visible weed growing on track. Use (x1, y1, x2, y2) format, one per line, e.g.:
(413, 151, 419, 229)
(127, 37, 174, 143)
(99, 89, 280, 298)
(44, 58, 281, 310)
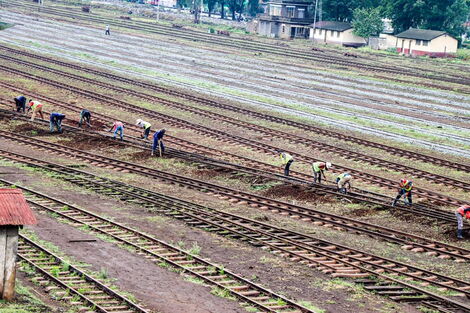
(210, 287, 236, 300)
(183, 275, 206, 285)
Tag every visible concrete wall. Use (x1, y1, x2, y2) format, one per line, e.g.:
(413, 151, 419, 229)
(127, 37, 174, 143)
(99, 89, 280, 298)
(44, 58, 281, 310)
(310, 28, 366, 46)
(396, 34, 457, 56)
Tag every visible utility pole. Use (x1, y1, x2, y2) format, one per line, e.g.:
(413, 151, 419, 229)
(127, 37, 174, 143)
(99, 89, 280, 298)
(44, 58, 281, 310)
(311, 0, 318, 42)
(156, 0, 160, 22)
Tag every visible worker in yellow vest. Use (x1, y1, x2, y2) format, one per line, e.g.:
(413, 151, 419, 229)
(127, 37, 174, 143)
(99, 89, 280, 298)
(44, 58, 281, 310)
(136, 119, 151, 140)
(336, 173, 352, 194)
(279, 152, 293, 176)
(312, 161, 331, 184)
(27, 100, 44, 121)
(392, 179, 413, 206)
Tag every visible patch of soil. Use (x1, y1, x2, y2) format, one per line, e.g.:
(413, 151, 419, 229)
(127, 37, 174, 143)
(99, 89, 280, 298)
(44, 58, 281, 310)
(192, 167, 232, 179)
(348, 207, 377, 217)
(12, 122, 52, 136)
(263, 184, 336, 203)
(128, 150, 152, 161)
(56, 133, 122, 150)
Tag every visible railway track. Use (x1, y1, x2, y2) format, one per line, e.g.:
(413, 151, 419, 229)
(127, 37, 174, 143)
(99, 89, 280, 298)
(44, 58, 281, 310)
(1, 42, 470, 175)
(18, 234, 150, 313)
(12, 190, 315, 313)
(0, 107, 459, 225)
(4, 175, 470, 312)
(6, 0, 470, 93)
(1, 52, 469, 194)
(0, 64, 467, 208)
(0, 138, 468, 263)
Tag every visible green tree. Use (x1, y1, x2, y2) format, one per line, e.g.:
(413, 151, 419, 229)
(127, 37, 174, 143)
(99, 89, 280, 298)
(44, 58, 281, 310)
(384, 0, 470, 37)
(352, 7, 384, 42)
(204, 0, 218, 16)
(322, 0, 381, 21)
(247, 0, 259, 16)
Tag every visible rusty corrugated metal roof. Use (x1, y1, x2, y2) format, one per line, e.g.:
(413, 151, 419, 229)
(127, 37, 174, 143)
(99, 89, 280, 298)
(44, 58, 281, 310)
(0, 189, 37, 226)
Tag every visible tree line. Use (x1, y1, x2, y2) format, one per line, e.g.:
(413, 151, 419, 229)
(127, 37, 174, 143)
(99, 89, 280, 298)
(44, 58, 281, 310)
(329, 0, 470, 40)
(178, 0, 469, 39)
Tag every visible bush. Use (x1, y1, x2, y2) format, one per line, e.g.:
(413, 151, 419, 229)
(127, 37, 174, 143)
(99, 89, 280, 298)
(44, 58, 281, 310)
(456, 49, 470, 61)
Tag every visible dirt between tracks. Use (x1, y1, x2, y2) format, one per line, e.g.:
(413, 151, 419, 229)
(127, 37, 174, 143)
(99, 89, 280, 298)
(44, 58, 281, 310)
(263, 184, 336, 203)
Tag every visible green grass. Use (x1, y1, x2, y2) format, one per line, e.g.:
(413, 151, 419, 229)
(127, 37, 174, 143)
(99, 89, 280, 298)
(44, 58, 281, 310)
(0, 22, 13, 31)
(210, 287, 236, 300)
(298, 300, 325, 313)
(0, 281, 51, 313)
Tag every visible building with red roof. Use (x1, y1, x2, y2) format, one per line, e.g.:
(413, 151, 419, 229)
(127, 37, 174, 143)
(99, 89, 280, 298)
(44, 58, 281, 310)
(0, 188, 36, 301)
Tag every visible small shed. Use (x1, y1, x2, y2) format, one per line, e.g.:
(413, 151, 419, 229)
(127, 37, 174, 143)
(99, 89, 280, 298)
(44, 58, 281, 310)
(0, 189, 37, 301)
(394, 28, 458, 57)
(310, 21, 366, 47)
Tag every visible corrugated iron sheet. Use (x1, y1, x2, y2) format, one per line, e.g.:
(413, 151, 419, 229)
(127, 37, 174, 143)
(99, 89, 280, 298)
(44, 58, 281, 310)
(0, 189, 37, 225)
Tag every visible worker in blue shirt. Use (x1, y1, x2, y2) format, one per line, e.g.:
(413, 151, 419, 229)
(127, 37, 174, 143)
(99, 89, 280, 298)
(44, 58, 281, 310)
(50, 112, 65, 133)
(151, 129, 166, 156)
(78, 109, 91, 128)
(14, 96, 27, 113)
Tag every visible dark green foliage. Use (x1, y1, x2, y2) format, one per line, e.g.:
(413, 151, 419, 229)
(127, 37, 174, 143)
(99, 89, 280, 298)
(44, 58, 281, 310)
(352, 7, 384, 40)
(383, 0, 470, 38)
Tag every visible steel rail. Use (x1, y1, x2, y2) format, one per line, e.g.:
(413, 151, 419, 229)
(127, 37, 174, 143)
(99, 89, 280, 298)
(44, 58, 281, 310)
(0, 65, 467, 208)
(1, 105, 460, 232)
(0, 106, 457, 225)
(1, 43, 470, 174)
(0, 127, 461, 225)
(6, 179, 470, 312)
(6, 0, 470, 92)
(13, 196, 315, 312)
(18, 234, 150, 313)
(0, 144, 468, 263)
(2, 52, 469, 193)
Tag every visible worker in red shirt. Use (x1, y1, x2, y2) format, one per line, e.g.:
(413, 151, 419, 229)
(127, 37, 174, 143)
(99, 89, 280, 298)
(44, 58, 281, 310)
(456, 205, 470, 239)
(392, 179, 413, 206)
(109, 121, 124, 141)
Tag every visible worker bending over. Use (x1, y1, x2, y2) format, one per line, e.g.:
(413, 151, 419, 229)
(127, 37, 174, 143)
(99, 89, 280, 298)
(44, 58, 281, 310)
(336, 173, 352, 194)
(14, 96, 27, 113)
(78, 109, 92, 128)
(312, 162, 331, 184)
(109, 121, 124, 141)
(279, 152, 293, 176)
(49, 112, 65, 133)
(392, 179, 413, 206)
(151, 129, 166, 156)
(456, 205, 470, 239)
(27, 100, 44, 121)
(136, 119, 151, 140)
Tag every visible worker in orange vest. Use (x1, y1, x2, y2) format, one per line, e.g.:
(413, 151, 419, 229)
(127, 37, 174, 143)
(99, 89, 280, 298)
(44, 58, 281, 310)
(456, 205, 470, 239)
(392, 179, 413, 206)
(27, 100, 44, 121)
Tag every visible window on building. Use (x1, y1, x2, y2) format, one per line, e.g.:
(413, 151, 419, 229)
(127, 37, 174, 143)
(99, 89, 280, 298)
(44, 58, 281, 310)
(331, 30, 335, 37)
(319, 29, 322, 35)
(298, 8, 305, 19)
(270, 5, 281, 16)
(423, 40, 429, 46)
(282, 25, 285, 33)
(286, 7, 295, 18)
(416, 40, 421, 45)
